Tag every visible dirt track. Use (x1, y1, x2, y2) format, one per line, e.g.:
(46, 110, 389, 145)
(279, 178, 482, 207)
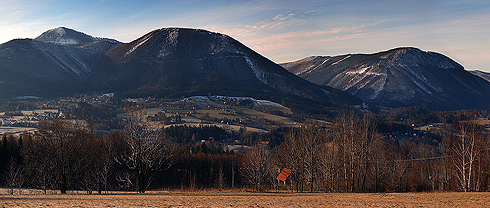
(2, 191, 490, 207)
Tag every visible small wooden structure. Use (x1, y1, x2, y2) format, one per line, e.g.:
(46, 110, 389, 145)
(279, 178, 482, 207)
(276, 168, 291, 186)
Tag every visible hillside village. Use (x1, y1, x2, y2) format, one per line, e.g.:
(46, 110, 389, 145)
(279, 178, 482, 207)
(0, 93, 295, 142)
(0, 109, 60, 136)
(2, 93, 489, 145)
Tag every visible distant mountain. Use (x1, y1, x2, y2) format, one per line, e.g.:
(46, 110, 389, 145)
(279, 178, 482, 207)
(80, 28, 360, 106)
(35, 27, 120, 46)
(281, 47, 490, 110)
(0, 38, 105, 98)
(470, 70, 490, 83)
(0, 27, 359, 109)
(0, 27, 121, 99)
(35, 27, 121, 54)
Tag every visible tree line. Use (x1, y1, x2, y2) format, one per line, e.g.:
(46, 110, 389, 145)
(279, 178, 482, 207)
(1, 109, 490, 194)
(241, 110, 490, 192)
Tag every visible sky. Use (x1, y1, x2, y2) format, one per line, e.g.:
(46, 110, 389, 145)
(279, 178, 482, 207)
(1, 0, 489, 72)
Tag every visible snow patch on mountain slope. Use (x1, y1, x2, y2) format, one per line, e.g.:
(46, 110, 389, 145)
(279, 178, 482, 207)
(242, 51, 299, 95)
(394, 65, 434, 95)
(331, 55, 351, 65)
(331, 64, 389, 100)
(157, 30, 179, 58)
(231, 48, 273, 87)
(370, 76, 387, 100)
(389, 48, 458, 69)
(396, 63, 446, 94)
(66, 49, 89, 72)
(305, 58, 330, 74)
(124, 34, 152, 57)
(0, 48, 14, 57)
(55, 27, 66, 36)
(57, 38, 79, 46)
(321, 88, 331, 96)
(33, 41, 92, 77)
(450, 72, 481, 95)
(44, 27, 80, 45)
(37, 48, 73, 74)
(346, 66, 371, 75)
(245, 56, 269, 85)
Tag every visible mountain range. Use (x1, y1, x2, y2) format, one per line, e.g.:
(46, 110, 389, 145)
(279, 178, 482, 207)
(0, 27, 121, 99)
(0, 27, 359, 110)
(280, 48, 490, 111)
(1, 27, 489, 111)
(470, 70, 490, 83)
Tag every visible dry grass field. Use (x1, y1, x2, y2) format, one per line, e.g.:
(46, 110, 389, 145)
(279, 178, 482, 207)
(0, 127, 37, 136)
(2, 191, 490, 207)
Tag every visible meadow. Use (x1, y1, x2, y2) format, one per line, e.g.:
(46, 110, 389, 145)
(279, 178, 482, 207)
(1, 190, 490, 207)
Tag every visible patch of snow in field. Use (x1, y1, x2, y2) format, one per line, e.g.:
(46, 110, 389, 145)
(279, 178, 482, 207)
(256, 99, 286, 108)
(16, 96, 39, 99)
(100, 93, 114, 97)
(183, 96, 286, 109)
(183, 96, 212, 103)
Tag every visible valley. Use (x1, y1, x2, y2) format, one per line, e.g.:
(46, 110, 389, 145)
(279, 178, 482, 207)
(0, 94, 306, 137)
(1, 26, 490, 196)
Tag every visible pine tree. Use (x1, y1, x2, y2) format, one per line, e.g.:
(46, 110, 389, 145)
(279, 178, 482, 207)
(2, 133, 7, 152)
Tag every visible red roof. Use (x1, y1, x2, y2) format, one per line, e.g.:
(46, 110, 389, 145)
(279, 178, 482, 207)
(276, 168, 291, 181)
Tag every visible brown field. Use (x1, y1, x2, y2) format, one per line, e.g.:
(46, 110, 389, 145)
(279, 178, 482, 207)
(0, 127, 37, 136)
(143, 105, 299, 133)
(2, 191, 490, 207)
(165, 123, 269, 133)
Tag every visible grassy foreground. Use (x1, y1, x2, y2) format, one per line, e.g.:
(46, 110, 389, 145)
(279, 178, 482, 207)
(2, 191, 490, 207)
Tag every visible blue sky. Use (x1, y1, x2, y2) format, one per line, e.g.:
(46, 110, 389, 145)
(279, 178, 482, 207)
(1, 0, 489, 71)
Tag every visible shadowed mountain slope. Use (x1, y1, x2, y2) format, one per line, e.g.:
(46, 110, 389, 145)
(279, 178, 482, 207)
(281, 47, 490, 110)
(82, 28, 360, 106)
(470, 70, 490, 83)
(0, 38, 104, 98)
(0, 27, 360, 112)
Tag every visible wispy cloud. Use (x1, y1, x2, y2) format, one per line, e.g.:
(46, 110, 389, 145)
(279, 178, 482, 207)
(1, 0, 489, 71)
(209, 15, 384, 61)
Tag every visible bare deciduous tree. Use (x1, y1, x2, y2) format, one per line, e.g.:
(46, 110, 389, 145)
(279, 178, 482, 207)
(23, 119, 91, 194)
(22, 136, 52, 194)
(450, 118, 484, 192)
(116, 107, 174, 193)
(241, 143, 271, 191)
(3, 157, 23, 195)
(333, 110, 378, 192)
